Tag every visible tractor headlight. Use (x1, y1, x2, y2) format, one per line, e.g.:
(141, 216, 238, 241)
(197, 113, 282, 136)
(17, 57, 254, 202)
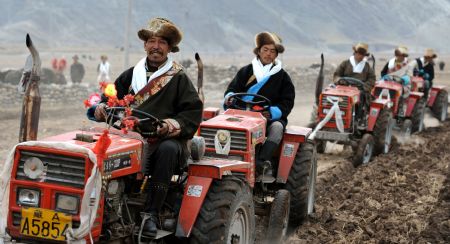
(23, 157, 46, 179)
(17, 188, 40, 207)
(56, 194, 79, 214)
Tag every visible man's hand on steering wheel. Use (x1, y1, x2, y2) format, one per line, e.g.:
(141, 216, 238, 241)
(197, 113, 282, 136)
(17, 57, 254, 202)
(226, 93, 272, 113)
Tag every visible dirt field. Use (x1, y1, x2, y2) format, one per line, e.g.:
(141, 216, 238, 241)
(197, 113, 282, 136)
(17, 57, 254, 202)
(1, 50, 449, 243)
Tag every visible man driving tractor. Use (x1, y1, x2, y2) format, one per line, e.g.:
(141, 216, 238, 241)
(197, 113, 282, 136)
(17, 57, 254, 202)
(410, 48, 438, 99)
(88, 17, 203, 238)
(224, 31, 295, 178)
(333, 43, 376, 127)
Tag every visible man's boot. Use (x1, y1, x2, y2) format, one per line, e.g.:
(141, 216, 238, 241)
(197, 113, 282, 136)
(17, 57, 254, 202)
(257, 141, 279, 176)
(141, 183, 169, 238)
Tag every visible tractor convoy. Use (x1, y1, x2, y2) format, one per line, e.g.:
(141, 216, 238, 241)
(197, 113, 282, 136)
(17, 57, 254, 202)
(0, 36, 447, 244)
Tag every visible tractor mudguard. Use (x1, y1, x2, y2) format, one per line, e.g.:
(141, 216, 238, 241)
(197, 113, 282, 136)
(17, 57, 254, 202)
(367, 101, 389, 131)
(276, 126, 312, 183)
(427, 86, 446, 107)
(405, 92, 424, 117)
(175, 175, 213, 238)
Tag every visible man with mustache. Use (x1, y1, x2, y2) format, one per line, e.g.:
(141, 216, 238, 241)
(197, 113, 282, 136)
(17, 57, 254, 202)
(89, 17, 202, 238)
(224, 32, 295, 179)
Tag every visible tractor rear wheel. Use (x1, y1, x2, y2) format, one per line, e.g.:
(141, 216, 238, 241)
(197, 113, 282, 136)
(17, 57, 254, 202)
(265, 189, 290, 244)
(352, 133, 374, 167)
(411, 98, 426, 132)
(284, 141, 316, 227)
(372, 108, 394, 154)
(190, 176, 255, 244)
(432, 90, 448, 122)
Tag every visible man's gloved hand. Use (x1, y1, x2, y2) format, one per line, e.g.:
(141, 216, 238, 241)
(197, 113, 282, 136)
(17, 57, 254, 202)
(156, 122, 169, 137)
(94, 103, 107, 122)
(418, 69, 425, 76)
(262, 110, 271, 120)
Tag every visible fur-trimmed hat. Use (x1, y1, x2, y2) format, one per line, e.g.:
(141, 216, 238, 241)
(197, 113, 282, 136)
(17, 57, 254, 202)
(394, 46, 409, 57)
(138, 17, 183, 53)
(424, 48, 437, 58)
(253, 32, 285, 55)
(352, 42, 370, 56)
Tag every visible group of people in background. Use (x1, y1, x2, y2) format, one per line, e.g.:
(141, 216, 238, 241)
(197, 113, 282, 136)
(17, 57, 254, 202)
(50, 54, 111, 84)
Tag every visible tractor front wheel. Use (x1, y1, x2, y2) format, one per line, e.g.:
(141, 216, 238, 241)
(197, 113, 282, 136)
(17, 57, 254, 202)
(432, 90, 448, 122)
(411, 98, 426, 132)
(284, 141, 316, 227)
(372, 108, 394, 154)
(190, 176, 255, 244)
(265, 189, 290, 244)
(352, 133, 374, 167)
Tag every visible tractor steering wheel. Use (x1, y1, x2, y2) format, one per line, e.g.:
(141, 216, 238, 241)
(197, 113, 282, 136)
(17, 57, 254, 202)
(336, 77, 369, 91)
(105, 107, 163, 137)
(227, 93, 272, 112)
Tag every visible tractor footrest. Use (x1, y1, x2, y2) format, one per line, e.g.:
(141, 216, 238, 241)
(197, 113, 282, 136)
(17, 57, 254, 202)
(315, 131, 351, 142)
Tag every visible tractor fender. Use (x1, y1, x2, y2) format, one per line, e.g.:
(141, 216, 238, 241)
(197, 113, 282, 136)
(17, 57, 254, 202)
(405, 92, 423, 117)
(367, 101, 389, 131)
(276, 126, 312, 183)
(175, 175, 213, 237)
(428, 86, 446, 107)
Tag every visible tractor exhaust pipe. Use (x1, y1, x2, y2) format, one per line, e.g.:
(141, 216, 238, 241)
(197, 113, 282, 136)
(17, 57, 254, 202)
(195, 53, 204, 103)
(19, 33, 41, 142)
(315, 53, 324, 106)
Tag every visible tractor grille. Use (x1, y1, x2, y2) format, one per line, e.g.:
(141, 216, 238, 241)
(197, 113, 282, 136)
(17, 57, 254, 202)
(321, 95, 350, 109)
(16, 151, 86, 189)
(374, 87, 397, 100)
(200, 128, 248, 151)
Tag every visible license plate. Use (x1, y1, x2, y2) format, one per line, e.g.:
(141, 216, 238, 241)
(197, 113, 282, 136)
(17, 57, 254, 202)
(20, 207, 72, 241)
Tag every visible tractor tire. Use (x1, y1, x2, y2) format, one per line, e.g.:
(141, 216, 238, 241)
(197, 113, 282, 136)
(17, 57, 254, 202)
(190, 176, 255, 244)
(411, 98, 426, 133)
(432, 90, 448, 122)
(265, 190, 290, 244)
(284, 141, 316, 227)
(352, 133, 374, 167)
(372, 108, 394, 155)
(316, 140, 326, 154)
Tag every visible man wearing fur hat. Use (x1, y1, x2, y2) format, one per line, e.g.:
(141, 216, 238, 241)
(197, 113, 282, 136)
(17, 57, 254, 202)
(224, 32, 295, 178)
(333, 43, 376, 126)
(410, 48, 438, 99)
(90, 17, 202, 238)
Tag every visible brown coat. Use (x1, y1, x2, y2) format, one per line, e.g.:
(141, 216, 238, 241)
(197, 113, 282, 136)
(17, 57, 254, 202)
(333, 59, 376, 92)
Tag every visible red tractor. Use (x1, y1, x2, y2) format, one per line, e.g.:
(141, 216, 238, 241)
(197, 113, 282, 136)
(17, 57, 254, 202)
(373, 75, 426, 137)
(314, 77, 394, 166)
(2, 93, 316, 243)
(410, 76, 448, 122)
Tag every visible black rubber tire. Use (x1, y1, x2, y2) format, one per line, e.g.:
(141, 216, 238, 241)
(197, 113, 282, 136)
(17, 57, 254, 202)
(352, 134, 374, 167)
(372, 108, 394, 155)
(284, 141, 316, 227)
(265, 190, 290, 244)
(411, 98, 426, 133)
(190, 176, 255, 244)
(316, 140, 326, 154)
(432, 90, 448, 122)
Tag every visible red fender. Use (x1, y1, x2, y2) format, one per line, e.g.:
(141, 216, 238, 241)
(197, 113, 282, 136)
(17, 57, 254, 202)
(367, 101, 389, 131)
(427, 86, 446, 107)
(405, 92, 423, 117)
(175, 176, 213, 237)
(276, 126, 311, 183)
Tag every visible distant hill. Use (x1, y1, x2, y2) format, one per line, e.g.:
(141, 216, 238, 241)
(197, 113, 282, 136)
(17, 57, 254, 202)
(0, 0, 449, 56)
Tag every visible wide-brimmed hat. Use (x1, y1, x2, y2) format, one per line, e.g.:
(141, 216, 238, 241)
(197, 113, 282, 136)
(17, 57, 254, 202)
(253, 32, 285, 55)
(424, 48, 437, 58)
(352, 42, 370, 56)
(394, 46, 409, 57)
(138, 17, 183, 53)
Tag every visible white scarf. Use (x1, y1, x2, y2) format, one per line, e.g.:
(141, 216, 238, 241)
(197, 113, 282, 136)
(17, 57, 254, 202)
(387, 57, 408, 70)
(99, 62, 110, 75)
(251, 57, 282, 82)
(349, 55, 367, 73)
(131, 56, 173, 93)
